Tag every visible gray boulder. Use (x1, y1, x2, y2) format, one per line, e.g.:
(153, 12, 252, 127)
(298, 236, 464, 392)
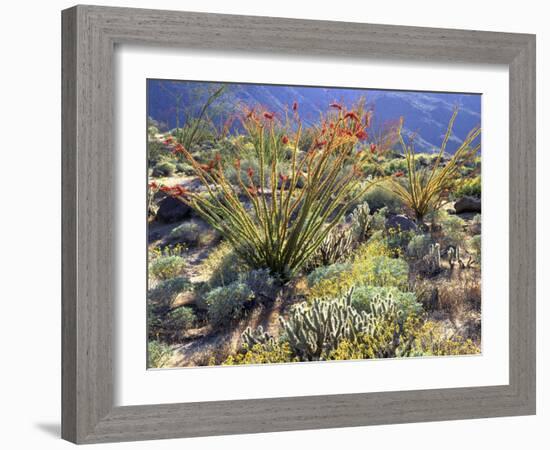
(385, 214, 417, 232)
(454, 196, 481, 214)
(156, 196, 192, 223)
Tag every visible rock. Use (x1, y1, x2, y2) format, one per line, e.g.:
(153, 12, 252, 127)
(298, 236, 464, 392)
(156, 196, 192, 223)
(385, 214, 417, 232)
(454, 196, 481, 214)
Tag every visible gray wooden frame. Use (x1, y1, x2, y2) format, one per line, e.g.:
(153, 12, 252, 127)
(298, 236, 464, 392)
(62, 4, 536, 444)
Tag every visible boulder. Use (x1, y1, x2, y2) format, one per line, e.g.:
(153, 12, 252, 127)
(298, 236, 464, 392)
(454, 196, 481, 214)
(385, 214, 417, 232)
(156, 196, 192, 223)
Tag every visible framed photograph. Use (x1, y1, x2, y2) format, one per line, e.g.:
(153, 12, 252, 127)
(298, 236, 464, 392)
(62, 5, 536, 444)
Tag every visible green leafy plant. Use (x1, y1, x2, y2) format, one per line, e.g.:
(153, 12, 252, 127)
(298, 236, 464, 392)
(166, 306, 197, 331)
(171, 104, 379, 280)
(149, 255, 186, 280)
(205, 281, 254, 326)
(148, 340, 172, 368)
(387, 109, 481, 222)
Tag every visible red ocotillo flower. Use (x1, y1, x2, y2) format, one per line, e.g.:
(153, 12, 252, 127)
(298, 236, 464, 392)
(171, 185, 188, 197)
(313, 139, 327, 150)
(247, 167, 254, 178)
(263, 111, 274, 120)
(370, 143, 377, 153)
(172, 143, 186, 155)
(292, 101, 298, 111)
(329, 102, 343, 110)
(394, 170, 405, 178)
(163, 137, 174, 145)
(160, 185, 172, 193)
(355, 129, 368, 141)
(344, 111, 360, 122)
(279, 173, 289, 183)
(281, 135, 289, 145)
(247, 186, 258, 197)
(149, 181, 158, 189)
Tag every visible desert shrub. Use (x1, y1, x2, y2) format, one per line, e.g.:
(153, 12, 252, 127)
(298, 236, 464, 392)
(385, 227, 416, 256)
(166, 306, 196, 330)
(327, 316, 479, 360)
(223, 342, 296, 365)
(307, 241, 407, 300)
(169, 222, 202, 246)
(202, 241, 246, 288)
(152, 160, 176, 177)
(387, 110, 481, 222)
(363, 182, 404, 213)
(454, 175, 481, 198)
(415, 270, 481, 316)
(148, 276, 192, 306)
(175, 162, 194, 174)
(205, 281, 254, 326)
(350, 285, 422, 320)
(149, 255, 186, 280)
(406, 318, 480, 356)
(175, 102, 379, 280)
(147, 140, 164, 163)
(407, 234, 433, 258)
(359, 255, 409, 289)
(440, 212, 466, 249)
(240, 268, 279, 300)
(382, 157, 408, 175)
(148, 340, 172, 368)
(469, 235, 481, 263)
(306, 262, 352, 288)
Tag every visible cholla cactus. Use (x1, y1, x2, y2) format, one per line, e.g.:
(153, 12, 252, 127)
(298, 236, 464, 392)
(279, 290, 401, 361)
(311, 226, 354, 267)
(349, 202, 372, 242)
(241, 325, 275, 348)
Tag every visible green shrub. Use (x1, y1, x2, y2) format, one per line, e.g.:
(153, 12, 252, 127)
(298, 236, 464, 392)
(469, 235, 481, 263)
(148, 340, 172, 368)
(149, 255, 186, 280)
(357, 255, 409, 290)
(148, 276, 192, 306)
(175, 162, 194, 174)
(223, 342, 296, 365)
(454, 175, 481, 198)
(350, 285, 422, 320)
(363, 182, 404, 213)
(147, 140, 164, 163)
(306, 263, 352, 288)
(166, 306, 196, 330)
(202, 242, 245, 288)
(169, 222, 202, 246)
(440, 213, 466, 248)
(327, 316, 479, 360)
(205, 281, 254, 326)
(407, 234, 433, 258)
(152, 160, 176, 177)
(240, 268, 279, 300)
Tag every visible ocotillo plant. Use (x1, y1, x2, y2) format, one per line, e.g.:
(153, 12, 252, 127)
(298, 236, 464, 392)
(388, 109, 481, 223)
(164, 103, 380, 280)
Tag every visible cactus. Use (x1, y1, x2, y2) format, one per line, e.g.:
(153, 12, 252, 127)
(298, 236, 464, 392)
(448, 245, 463, 269)
(349, 202, 372, 242)
(316, 227, 354, 266)
(279, 289, 401, 361)
(241, 325, 275, 348)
